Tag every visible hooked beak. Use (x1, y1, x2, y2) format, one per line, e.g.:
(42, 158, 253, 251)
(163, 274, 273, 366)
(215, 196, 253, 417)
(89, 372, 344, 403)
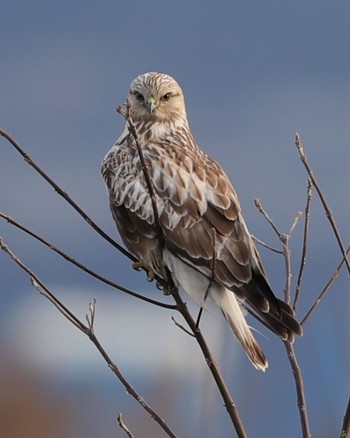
(146, 96, 156, 113)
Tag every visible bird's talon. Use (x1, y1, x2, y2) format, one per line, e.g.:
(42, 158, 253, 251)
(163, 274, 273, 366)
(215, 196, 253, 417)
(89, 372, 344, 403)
(132, 261, 156, 280)
(132, 261, 144, 272)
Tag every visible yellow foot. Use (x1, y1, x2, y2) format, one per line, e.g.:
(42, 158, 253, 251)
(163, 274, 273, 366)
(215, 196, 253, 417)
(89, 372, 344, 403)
(132, 261, 156, 281)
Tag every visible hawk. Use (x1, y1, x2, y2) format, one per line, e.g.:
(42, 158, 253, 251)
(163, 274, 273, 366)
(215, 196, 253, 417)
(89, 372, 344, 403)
(101, 72, 302, 371)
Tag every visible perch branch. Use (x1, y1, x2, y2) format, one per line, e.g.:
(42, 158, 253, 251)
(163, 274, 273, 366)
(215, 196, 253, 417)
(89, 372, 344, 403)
(119, 106, 247, 438)
(118, 102, 163, 243)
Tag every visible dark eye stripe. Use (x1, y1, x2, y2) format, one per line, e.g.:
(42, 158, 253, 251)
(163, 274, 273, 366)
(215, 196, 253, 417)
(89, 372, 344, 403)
(131, 90, 144, 101)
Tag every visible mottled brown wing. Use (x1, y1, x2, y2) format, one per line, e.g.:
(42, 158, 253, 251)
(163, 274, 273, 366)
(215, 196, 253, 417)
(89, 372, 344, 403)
(102, 142, 167, 276)
(143, 142, 280, 315)
(103, 140, 302, 339)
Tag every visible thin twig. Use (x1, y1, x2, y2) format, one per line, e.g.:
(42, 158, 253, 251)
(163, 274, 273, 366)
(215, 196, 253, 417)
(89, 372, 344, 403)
(281, 220, 311, 437)
(86, 298, 97, 332)
(283, 211, 302, 304)
(170, 288, 247, 438)
(276, 210, 311, 437)
(0, 128, 137, 263)
(289, 211, 303, 237)
(0, 237, 177, 438)
(171, 316, 195, 337)
(118, 102, 164, 244)
(115, 106, 169, 292)
(0, 212, 177, 310)
(252, 235, 283, 254)
(284, 342, 311, 438)
(340, 395, 350, 438)
(254, 198, 283, 238)
(254, 200, 310, 435)
(254, 198, 302, 303)
(300, 244, 350, 326)
(293, 179, 313, 310)
(0, 237, 86, 331)
(117, 413, 135, 438)
(0, 128, 168, 288)
(295, 133, 350, 275)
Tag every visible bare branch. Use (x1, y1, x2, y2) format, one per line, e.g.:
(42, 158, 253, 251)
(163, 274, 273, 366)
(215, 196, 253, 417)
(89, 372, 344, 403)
(252, 235, 283, 254)
(0, 237, 86, 331)
(118, 102, 164, 245)
(253, 199, 310, 434)
(295, 133, 350, 276)
(254, 198, 283, 239)
(117, 413, 135, 438)
(284, 341, 311, 438)
(283, 211, 303, 304)
(0, 128, 138, 263)
(254, 198, 302, 303)
(300, 245, 349, 326)
(117, 110, 247, 437)
(340, 396, 350, 438)
(171, 316, 195, 337)
(86, 298, 97, 332)
(0, 212, 177, 310)
(170, 288, 247, 438)
(293, 179, 313, 310)
(289, 211, 303, 237)
(0, 237, 177, 438)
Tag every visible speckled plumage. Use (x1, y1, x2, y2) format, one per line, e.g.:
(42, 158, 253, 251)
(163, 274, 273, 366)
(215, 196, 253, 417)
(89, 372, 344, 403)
(101, 72, 302, 370)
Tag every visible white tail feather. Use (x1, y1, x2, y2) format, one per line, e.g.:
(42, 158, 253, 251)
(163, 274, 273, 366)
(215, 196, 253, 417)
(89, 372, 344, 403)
(210, 285, 268, 371)
(162, 250, 268, 370)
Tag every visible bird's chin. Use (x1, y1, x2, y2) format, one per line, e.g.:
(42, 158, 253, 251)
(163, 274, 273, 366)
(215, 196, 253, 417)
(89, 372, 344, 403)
(144, 111, 159, 122)
(131, 107, 154, 121)
(144, 109, 166, 123)
(132, 107, 173, 124)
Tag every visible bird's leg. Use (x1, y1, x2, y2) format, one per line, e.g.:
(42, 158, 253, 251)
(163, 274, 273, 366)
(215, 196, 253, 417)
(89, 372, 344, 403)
(196, 228, 217, 329)
(195, 307, 204, 329)
(195, 281, 211, 329)
(132, 260, 156, 281)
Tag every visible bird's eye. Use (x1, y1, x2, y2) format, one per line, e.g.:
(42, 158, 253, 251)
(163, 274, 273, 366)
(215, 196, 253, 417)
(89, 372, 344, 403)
(161, 92, 171, 101)
(133, 91, 144, 102)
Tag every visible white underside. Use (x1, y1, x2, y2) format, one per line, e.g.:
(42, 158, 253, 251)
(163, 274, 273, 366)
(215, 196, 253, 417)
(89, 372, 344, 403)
(163, 248, 211, 308)
(163, 249, 268, 371)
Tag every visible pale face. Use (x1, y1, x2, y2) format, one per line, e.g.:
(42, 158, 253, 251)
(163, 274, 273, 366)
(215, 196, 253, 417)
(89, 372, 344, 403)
(127, 72, 187, 123)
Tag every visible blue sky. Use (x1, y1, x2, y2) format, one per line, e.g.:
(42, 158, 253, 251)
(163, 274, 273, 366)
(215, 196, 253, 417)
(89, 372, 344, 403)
(1, 1, 350, 437)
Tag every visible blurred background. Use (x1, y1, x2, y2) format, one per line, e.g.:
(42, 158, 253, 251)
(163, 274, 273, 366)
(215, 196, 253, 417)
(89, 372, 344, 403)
(1, 1, 349, 437)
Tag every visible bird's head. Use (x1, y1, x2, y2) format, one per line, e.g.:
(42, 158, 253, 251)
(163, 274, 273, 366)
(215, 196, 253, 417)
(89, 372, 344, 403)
(127, 72, 188, 126)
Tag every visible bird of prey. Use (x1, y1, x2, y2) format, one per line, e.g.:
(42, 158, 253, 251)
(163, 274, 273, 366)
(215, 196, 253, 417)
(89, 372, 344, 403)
(101, 72, 302, 371)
